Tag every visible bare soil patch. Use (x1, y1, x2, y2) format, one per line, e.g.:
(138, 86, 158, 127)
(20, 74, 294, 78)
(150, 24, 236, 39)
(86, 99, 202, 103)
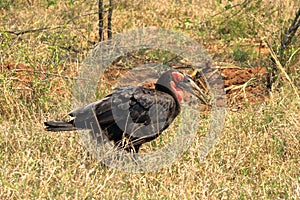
(1, 61, 269, 108)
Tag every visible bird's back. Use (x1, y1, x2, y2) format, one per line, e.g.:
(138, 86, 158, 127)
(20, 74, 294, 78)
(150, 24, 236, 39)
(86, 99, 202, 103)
(70, 86, 180, 151)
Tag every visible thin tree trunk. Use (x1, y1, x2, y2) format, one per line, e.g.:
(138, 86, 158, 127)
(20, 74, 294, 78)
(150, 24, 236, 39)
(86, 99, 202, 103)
(107, 0, 113, 39)
(98, 0, 104, 42)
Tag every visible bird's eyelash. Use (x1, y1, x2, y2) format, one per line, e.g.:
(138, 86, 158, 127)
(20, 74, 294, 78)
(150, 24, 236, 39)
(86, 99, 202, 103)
(187, 75, 192, 79)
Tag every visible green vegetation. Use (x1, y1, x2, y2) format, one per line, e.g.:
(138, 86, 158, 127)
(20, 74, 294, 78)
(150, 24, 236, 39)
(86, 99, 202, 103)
(0, 0, 299, 199)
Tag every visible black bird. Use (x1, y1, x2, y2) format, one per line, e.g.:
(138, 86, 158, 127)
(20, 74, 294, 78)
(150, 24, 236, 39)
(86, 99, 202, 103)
(45, 69, 207, 153)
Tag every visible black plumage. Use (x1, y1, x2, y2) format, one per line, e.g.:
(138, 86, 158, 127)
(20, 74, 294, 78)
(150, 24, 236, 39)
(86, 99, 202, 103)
(45, 69, 207, 153)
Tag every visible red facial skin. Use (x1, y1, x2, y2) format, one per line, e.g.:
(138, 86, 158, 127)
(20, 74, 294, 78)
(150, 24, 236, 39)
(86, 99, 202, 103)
(170, 72, 185, 102)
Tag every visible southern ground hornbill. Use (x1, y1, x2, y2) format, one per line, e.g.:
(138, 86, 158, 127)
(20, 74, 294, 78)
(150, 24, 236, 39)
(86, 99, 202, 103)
(45, 69, 207, 153)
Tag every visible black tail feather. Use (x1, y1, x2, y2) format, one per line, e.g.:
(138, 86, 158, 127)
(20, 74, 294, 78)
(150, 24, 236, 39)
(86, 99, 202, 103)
(44, 120, 77, 132)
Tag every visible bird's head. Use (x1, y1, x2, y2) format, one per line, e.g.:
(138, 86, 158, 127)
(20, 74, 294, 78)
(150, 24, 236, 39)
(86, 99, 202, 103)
(156, 69, 208, 104)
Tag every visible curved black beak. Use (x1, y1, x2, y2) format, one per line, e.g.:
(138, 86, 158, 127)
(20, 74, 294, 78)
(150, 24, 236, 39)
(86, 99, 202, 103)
(177, 75, 209, 105)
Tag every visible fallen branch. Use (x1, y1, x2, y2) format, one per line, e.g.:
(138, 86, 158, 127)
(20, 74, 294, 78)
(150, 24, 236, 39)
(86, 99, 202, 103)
(225, 77, 255, 92)
(211, 0, 250, 18)
(3, 26, 62, 36)
(11, 68, 89, 80)
(3, 11, 98, 36)
(226, 78, 256, 103)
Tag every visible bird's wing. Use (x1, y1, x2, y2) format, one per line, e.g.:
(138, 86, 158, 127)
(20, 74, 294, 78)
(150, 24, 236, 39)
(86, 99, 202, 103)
(111, 86, 179, 140)
(68, 86, 179, 144)
(68, 95, 117, 142)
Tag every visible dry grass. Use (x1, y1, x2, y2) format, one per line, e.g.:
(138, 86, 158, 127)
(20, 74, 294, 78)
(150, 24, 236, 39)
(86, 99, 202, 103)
(0, 0, 300, 199)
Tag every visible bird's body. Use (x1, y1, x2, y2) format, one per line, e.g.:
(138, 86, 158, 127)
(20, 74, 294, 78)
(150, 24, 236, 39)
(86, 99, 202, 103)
(45, 69, 207, 153)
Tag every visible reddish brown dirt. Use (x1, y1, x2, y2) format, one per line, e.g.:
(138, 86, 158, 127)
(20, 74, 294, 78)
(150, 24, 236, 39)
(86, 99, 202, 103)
(219, 66, 269, 108)
(1, 62, 269, 108)
(103, 64, 269, 108)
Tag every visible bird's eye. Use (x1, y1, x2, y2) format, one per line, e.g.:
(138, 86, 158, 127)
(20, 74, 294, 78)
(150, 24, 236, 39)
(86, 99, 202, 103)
(176, 76, 183, 82)
(172, 72, 185, 82)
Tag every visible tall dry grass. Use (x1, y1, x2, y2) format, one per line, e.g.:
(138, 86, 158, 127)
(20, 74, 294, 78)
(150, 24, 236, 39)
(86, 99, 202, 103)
(0, 0, 299, 199)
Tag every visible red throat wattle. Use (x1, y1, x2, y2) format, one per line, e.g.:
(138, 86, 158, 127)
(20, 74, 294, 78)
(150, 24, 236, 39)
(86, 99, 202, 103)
(170, 81, 183, 102)
(170, 71, 186, 102)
